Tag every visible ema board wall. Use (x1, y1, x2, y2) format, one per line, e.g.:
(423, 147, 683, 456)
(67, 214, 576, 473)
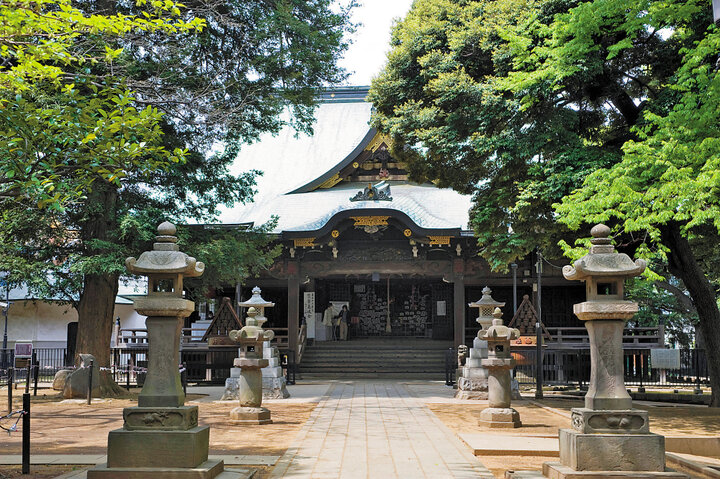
(5, 301, 146, 349)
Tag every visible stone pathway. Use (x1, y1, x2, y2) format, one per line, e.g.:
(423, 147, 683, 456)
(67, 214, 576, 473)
(270, 380, 494, 478)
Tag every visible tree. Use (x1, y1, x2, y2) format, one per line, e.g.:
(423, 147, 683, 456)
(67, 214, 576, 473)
(555, 19, 720, 404)
(0, 0, 355, 394)
(369, 0, 720, 403)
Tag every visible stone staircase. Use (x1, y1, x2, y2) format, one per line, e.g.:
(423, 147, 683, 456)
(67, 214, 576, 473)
(299, 338, 453, 379)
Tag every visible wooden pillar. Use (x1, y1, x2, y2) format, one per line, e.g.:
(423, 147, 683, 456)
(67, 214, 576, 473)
(453, 259, 465, 348)
(287, 261, 300, 354)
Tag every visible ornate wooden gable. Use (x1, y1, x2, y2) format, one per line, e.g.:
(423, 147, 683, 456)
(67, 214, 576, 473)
(202, 297, 243, 343)
(508, 294, 551, 340)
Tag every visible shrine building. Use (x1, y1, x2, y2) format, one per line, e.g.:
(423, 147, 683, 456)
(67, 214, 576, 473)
(214, 86, 587, 357)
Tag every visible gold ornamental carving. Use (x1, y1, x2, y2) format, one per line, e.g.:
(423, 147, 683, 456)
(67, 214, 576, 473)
(428, 236, 451, 245)
(351, 216, 390, 227)
(331, 230, 340, 238)
(293, 238, 316, 248)
(318, 173, 342, 189)
(403, 229, 412, 237)
(364, 132, 392, 152)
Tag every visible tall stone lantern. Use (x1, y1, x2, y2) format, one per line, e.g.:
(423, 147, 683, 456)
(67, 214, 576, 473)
(469, 286, 505, 331)
(229, 307, 275, 424)
(541, 224, 685, 478)
(88, 221, 239, 479)
(240, 286, 275, 328)
(479, 307, 521, 428)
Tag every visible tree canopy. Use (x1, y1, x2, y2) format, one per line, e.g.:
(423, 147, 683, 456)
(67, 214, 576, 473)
(370, 0, 720, 404)
(0, 0, 356, 392)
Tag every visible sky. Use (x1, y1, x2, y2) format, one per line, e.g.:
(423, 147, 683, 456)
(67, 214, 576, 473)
(337, 0, 415, 87)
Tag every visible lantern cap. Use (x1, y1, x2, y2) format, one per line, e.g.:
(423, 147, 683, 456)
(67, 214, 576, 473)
(563, 224, 646, 281)
(468, 286, 505, 309)
(229, 307, 275, 343)
(126, 221, 204, 277)
(480, 308, 520, 341)
(239, 286, 275, 309)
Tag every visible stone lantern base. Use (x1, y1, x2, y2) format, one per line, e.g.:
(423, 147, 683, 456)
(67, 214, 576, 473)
(229, 406, 272, 425)
(88, 406, 246, 479)
(479, 407, 522, 428)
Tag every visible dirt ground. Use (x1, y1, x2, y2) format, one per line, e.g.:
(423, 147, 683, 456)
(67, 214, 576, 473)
(3, 387, 720, 479)
(427, 395, 720, 478)
(1, 387, 313, 457)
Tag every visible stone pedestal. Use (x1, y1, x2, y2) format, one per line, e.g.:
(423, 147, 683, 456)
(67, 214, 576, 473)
(536, 224, 687, 479)
(455, 337, 489, 399)
(479, 407, 521, 428)
(262, 340, 290, 398)
(88, 222, 242, 479)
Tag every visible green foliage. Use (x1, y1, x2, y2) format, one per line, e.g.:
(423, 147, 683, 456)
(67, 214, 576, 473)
(369, 0, 712, 272)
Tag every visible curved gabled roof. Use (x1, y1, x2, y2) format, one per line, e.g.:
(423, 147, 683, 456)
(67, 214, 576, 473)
(218, 87, 472, 234)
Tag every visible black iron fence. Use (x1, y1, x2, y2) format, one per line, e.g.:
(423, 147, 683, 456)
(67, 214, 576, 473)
(1, 348, 70, 387)
(511, 348, 710, 388)
(443, 347, 711, 389)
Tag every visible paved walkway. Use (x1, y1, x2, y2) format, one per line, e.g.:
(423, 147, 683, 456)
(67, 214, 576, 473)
(270, 381, 494, 478)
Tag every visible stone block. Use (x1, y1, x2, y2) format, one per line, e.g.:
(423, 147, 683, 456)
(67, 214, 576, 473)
(262, 377, 290, 399)
(465, 358, 483, 368)
(106, 426, 209, 468)
(469, 348, 485, 359)
(558, 429, 666, 472)
(571, 408, 649, 434)
(88, 459, 225, 479)
(123, 406, 198, 431)
(230, 367, 241, 378)
(479, 407, 521, 428)
(542, 462, 687, 478)
(261, 367, 283, 378)
(463, 367, 489, 379)
(265, 357, 280, 367)
(473, 337, 488, 350)
(229, 406, 272, 425)
(63, 354, 102, 399)
(52, 369, 72, 391)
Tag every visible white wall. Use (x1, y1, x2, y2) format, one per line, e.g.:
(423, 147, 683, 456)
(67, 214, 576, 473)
(4, 300, 146, 349)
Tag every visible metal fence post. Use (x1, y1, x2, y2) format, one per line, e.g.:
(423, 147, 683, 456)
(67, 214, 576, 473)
(87, 359, 94, 405)
(126, 360, 131, 390)
(22, 393, 30, 474)
(7, 367, 12, 413)
(182, 362, 187, 396)
(32, 353, 39, 397)
(694, 349, 702, 395)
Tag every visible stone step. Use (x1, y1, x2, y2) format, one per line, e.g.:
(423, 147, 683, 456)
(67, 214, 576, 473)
(300, 371, 447, 379)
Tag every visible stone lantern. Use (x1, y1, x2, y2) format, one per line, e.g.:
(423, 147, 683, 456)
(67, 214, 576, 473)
(240, 285, 275, 328)
(228, 307, 275, 424)
(456, 287, 506, 399)
(89, 221, 240, 479)
(540, 224, 685, 478)
(478, 308, 521, 428)
(469, 286, 505, 331)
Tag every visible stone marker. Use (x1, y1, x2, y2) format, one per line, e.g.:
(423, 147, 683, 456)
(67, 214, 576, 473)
(478, 308, 521, 428)
(88, 221, 242, 479)
(62, 353, 102, 398)
(457, 287, 519, 400)
(538, 224, 687, 479)
(228, 307, 274, 424)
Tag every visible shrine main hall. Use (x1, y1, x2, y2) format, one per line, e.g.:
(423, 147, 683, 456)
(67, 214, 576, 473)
(213, 86, 584, 358)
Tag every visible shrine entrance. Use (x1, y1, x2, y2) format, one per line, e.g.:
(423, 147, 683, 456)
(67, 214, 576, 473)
(313, 277, 454, 340)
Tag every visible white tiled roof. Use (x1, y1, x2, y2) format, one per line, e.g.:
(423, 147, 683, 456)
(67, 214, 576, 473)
(218, 93, 472, 233)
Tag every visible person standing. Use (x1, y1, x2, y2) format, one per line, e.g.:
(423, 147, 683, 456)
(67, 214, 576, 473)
(337, 305, 349, 341)
(322, 303, 335, 340)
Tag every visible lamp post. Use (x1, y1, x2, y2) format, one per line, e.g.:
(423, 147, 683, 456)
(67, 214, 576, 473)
(510, 263, 518, 315)
(2, 272, 8, 368)
(535, 252, 543, 399)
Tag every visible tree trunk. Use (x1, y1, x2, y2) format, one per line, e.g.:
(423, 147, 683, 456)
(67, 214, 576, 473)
(75, 272, 125, 396)
(73, 180, 126, 397)
(660, 223, 720, 406)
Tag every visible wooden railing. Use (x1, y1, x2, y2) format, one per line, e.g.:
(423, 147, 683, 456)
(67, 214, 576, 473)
(545, 325, 664, 349)
(116, 329, 148, 346)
